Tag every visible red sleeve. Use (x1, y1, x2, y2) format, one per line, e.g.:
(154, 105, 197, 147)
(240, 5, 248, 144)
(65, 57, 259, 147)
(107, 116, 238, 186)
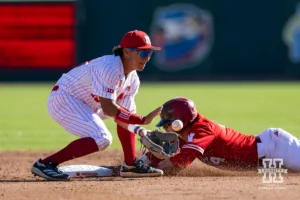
(147, 133, 214, 169)
(169, 131, 215, 168)
(169, 147, 200, 169)
(145, 152, 164, 167)
(114, 107, 145, 124)
(182, 131, 215, 154)
(145, 138, 186, 167)
(178, 137, 185, 148)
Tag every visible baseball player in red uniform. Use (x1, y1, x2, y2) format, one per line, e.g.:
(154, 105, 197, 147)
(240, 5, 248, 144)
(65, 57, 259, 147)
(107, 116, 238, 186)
(140, 97, 300, 172)
(31, 30, 164, 181)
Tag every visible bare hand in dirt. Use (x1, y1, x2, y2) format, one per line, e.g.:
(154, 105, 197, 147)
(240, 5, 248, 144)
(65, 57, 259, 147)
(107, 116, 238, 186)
(143, 106, 163, 125)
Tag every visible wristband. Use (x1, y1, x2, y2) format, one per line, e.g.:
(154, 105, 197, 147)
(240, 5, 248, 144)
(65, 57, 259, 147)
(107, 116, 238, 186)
(128, 124, 145, 135)
(115, 107, 145, 124)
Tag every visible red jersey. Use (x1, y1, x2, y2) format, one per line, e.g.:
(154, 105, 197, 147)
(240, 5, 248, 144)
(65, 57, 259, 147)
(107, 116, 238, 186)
(169, 113, 258, 169)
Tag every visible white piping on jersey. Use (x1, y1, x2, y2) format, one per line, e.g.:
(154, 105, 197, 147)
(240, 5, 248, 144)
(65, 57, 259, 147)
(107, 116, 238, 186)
(182, 144, 204, 154)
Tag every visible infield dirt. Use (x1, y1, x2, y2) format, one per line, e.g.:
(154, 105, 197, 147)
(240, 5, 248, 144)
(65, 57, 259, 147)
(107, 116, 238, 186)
(1, 150, 299, 200)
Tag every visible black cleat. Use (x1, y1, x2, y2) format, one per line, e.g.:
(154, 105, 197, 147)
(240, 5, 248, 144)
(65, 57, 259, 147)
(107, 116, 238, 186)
(120, 159, 163, 178)
(31, 159, 70, 181)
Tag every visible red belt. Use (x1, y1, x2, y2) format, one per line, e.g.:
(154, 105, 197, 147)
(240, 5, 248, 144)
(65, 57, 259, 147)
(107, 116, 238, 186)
(52, 85, 59, 91)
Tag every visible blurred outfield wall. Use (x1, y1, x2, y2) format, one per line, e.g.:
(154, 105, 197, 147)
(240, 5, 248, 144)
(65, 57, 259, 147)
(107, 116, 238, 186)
(76, 0, 300, 81)
(0, 0, 300, 81)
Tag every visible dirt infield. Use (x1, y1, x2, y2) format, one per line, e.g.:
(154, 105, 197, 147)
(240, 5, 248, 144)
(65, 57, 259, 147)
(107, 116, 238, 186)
(0, 150, 300, 200)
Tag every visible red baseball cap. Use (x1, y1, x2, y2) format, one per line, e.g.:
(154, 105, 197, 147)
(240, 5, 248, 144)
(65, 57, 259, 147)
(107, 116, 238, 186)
(120, 30, 161, 50)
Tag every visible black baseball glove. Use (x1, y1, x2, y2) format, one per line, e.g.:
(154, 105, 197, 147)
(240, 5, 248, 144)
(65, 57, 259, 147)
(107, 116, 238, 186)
(140, 130, 179, 159)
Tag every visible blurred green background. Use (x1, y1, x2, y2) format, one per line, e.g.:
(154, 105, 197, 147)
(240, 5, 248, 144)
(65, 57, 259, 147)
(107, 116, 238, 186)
(1, 82, 299, 151)
(1, 1, 300, 151)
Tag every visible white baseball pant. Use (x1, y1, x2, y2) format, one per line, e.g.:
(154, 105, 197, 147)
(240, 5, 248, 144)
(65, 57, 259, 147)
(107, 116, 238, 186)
(47, 89, 112, 151)
(257, 128, 300, 171)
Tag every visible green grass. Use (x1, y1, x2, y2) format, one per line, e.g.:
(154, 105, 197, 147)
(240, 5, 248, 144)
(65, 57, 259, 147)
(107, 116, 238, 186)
(1, 82, 300, 151)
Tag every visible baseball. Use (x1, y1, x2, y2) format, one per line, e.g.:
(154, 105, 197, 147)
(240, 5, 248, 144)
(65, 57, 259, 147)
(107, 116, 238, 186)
(172, 120, 183, 131)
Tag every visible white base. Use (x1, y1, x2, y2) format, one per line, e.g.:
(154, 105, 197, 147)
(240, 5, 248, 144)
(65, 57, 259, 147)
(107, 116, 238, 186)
(58, 165, 113, 178)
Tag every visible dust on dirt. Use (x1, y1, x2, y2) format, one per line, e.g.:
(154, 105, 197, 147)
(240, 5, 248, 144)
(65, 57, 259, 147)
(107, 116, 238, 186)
(0, 150, 299, 200)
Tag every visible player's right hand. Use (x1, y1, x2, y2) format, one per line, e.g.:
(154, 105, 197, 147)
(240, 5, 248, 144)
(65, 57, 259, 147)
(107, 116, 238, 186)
(143, 106, 163, 125)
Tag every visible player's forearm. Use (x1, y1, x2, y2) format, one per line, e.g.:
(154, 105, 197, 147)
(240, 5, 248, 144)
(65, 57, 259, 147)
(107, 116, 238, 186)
(157, 158, 174, 170)
(101, 100, 119, 117)
(99, 96, 145, 124)
(158, 149, 199, 170)
(114, 107, 145, 124)
(116, 121, 147, 136)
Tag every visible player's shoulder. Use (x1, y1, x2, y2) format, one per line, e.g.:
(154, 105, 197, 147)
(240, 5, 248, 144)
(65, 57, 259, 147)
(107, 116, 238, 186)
(127, 70, 140, 85)
(191, 114, 207, 130)
(190, 127, 213, 138)
(91, 55, 121, 67)
(190, 114, 214, 136)
(90, 55, 123, 74)
(130, 71, 140, 80)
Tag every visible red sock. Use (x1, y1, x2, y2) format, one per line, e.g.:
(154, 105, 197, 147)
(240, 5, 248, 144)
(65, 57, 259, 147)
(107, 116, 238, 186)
(42, 137, 99, 164)
(117, 124, 137, 165)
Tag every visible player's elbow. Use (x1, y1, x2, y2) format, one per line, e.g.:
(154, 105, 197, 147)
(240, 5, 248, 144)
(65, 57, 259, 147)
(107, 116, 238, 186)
(99, 97, 118, 117)
(101, 105, 115, 117)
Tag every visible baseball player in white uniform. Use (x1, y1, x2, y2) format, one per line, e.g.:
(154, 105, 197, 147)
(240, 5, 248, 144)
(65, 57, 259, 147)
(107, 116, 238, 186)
(31, 30, 164, 181)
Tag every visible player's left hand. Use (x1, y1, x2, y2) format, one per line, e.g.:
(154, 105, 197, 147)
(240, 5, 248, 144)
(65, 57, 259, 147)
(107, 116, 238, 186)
(140, 130, 179, 160)
(140, 133, 170, 159)
(143, 106, 162, 125)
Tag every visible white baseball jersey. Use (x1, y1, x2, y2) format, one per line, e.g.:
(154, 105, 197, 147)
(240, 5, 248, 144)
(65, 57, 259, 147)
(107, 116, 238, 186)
(56, 55, 139, 113)
(47, 55, 140, 150)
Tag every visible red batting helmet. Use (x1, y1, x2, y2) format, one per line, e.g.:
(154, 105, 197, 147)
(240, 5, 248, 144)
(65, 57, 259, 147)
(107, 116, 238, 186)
(156, 97, 198, 128)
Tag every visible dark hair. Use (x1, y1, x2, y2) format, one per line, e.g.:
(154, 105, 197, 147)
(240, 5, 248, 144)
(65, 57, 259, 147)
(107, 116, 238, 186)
(112, 45, 123, 57)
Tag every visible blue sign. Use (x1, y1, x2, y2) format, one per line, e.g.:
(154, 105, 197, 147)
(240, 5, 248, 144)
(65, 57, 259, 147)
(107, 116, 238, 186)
(151, 3, 214, 72)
